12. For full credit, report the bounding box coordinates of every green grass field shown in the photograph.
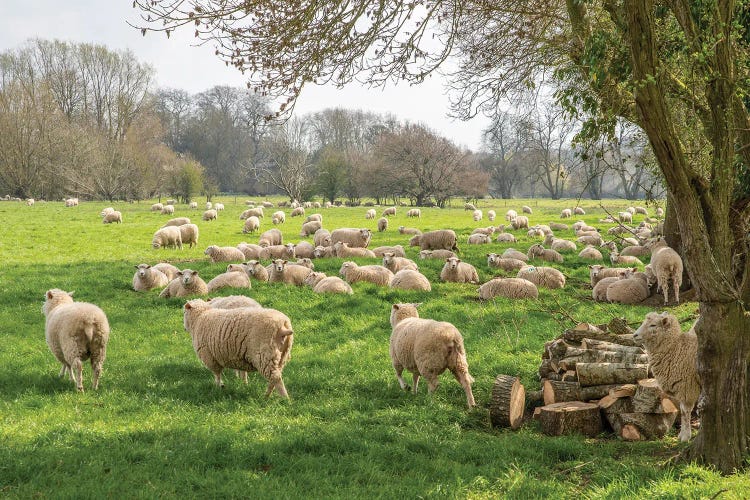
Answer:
[0,197,747,498]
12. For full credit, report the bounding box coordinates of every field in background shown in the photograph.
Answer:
[0,197,746,498]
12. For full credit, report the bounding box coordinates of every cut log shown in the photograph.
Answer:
[632,379,671,414]
[562,329,641,347]
[538,359,554,379]
[598,397,635,434]
[489,375,526,430]
[576,363,649,387]
[538,402,603,437]
[621,424,643,441]
[526,390,544,406]
[558,350,648,370]
[562,370,578,382]
[545,339,569,360]
[580,339,646,356]
[542,380,624,404]
[618,411,678,439]
[608,384,637,398]
[606,317,635,336]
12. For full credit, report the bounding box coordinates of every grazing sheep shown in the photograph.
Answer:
[626,206,636,214]
[372,245,406,258]
[522,205,533,214]
[133,264,170,291]
[588,264,636,286]
[313,228,332,247]
[517,265,566,289]
[243,216,260,234]
[610,249,643,267]
[152,226,183,250]
[645,238,684,304]
[64,197,79,207]
[271,211,285,224]
[262,201,274,208]
[43,289,110,392]
[510,215,529,230]
[207,295,262,309]
[505,209,518,221]
[303,272,354,294]
[162,217,191,228]
[618,211,633,223]
[549,222,569,231]
[502,248,528,262]
[102,211,122,224]
[407,208,421,218]
[205,245,246,263]
[495,232,517,243]
[202,209,217,221]
[418,249,457,260]
[486,253,526,272]
[258,228,283,247]
[205,202,212,210]
[189,201,198,209]
[527,243,564,263]
[468,233,491,245]
[440,257,479,284]
[151,203,163,212]
[237,242,263,260]
[161,205,175,215]
[183,299,293,396]
[179,224,199,248]
[472,226,496,236]
[606,271,650,304]
[314,246,335,258]
[634,206,648,215]
[487,209,496,221]
[241,207,265,220]
[382,206,397,216]
[592,275,626,302]
[633,312,700,441]
[478,278,538,300]
[206,265,252,292]
[214,203,224,211]
[259,243,296,260]
[153,263,180,281]
[464,203,477,211]
[268,259,312,285]
[339,261,394,286]
[291,207,305,217]
[578,245,603,260]
[409,229,458,252]
[389,303,475,407]
[330,228,372,248]
[243,260,269,282]
[324,201,332,208]
[472,209,483,221]
[656,207,664,218]
[160,269,208,298]
[377,217,388,232]
[365,208,377,219]
[334,241,377,258]
[399,226,422,235]
[293,241,315,259]
[383,253,419,273]
[560,208,572,218]
[573,207,586,215]
[300,220,322,237]
[100,207,114,216]
[305,214,322,223]
[390,270,431,291]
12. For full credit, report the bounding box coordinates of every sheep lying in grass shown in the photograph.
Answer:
[259,243,296,260]
[303,272,354,294]
[243,260,269,282]
[163,217,191,227]
[390,270,431,291]
[578,245,603,260]
[478,277,538,300]
[472,226,496,236]
[419,249,457,260]
[208,295,262,309]
[399,226,422,236]
[527,243,564,263]
[389,303,475,407]
[205,245,246,263]
[467,233,491,245]
[372,245,406,258]
[339,261,393,286]
[102,210,122,224]
[377,217,388,232]
[610,249,643,267]
[314,246,335,258]
[522,205,532,214]
[259,228,283,247]
[43,289,110,392]
[634,312,700,441]
[606,270,650,304]
[383,253,418,273]
[293,241,315,259]
[183,299,293,396]
[410,230,458,252]
[588,264,635,286]
[207,264,252,292]
[237,242,263,260]
[592,275,626,302]
[486,253,526,272]
[645,238,684,304]
[268,259,312,286]
[574,207,585,215]
[502,248,528,262]
[300,220,322,237]
[152,226,182,249]
[440,257,479,284]
[305,214,322,223]
[133,264,170,291]
[543,234,576,253]
[313,228,331,247]
[334,241,376,258]
[549,222,569,231]
[160,269,208,298]
[153,262,180,280]
[517,265,565,289]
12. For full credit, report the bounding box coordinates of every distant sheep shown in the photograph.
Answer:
[549,222,569,231]
[161,205,175,215]
[656,207,664,218]
[505,209,517,221]
[464,203,476,211]
[99,207,114,216]
[206,264,252,292]
[205,202,212,210]
[258,228,283,247]
[487,210,496,221]
[517,265,565,289]
[291,207,305,217]
[151,203,163,212]
[243,216,260,234]
[618,211,633,223]
[204,245,246,263]
[159,269,208,298]
[133,264,170,291]
[573,207,586,215]
[398,226,422,235]
[440,257,479,284]
[202,209,217,221]
[152,226,182,249]
[561,208,572,218]
[577,234,604,247]
[390,270,431,291]
[272,211,285,224]
[645,238,684,304]
[262,201,274,208]
[634,312,700,441]
[241,207,264,219]
[495,232,517,243]
[43,289,110,392]
[409,229,458,252]
[543,234,576,252]
[610,249,643,267]
[382,207,397,217]
[522,205,532,214]
[305,214,322,223]
[407,208,421,218]
[377,217,388,232]
[418,249,457,260]
[339,261,393,286]
[303,272,353,294]
[472,226,497,236]
[365,209,376,219]
[478,278,538,300]
[389,303,475,407]
[102,211,122,224]
[214,203,224,211]
[634,206,648,215]
[189,201,198,209]
[330,228,371,248]
[510,216,529,230]
[472,209,483,221]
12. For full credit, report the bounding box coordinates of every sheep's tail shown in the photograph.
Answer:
[83,319,96,342]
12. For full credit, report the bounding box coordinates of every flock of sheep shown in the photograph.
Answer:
[40,199,699,440]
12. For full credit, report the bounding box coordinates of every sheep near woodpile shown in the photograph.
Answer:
[440,257,479,284]
[160,269,208,298]
[588,264,635,286]
[183,299,293,396]
[133,264,170,291]
[486,253,526,272]
[478,277,538,300]
[389,303,475,407]
[606,271,651,304]
[409,230,458,252]
[645,238,684,304]
[634,312,700,441]
[517,265,565,289]
[390,270,432,291]
[43,290,110,392]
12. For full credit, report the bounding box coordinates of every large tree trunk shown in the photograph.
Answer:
[685,301,750,473]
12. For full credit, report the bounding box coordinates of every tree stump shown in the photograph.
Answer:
[489,375,526,430]
[576,363,649,387]
[538,402,603,437]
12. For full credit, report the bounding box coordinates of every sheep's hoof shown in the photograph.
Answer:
[402,385,411,392]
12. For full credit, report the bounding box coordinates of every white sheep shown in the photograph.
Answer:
[573,207,586,215]
[494,233,517,244]
[152,226,183,249]
[102,211,122,224]
[618,211,633,223]
[206,264,252,292]
[162,217,191,227]
[510,215,529,230]
[99,207,114,216]
[365,208,376,219]
[291,207,305,217]
[189,201,198,209]
[486,253,526,272]
[183,299,293,396]
[205,201,213,210]
[268,259,312,286]
[610,249,643,267]
[208,295,262,309]
[293,241,315,259]
[577,234,604,247]
[440,257,479,284]
[214,203,224,211]
[377,217,388,232]
[478,277,538,300]
[549,222,569,231]
[543,234,576,252]
[634,312,700,441]
[262,201,274,208]
[313,228,332,247]
[466,233,490,245]
[43,289,110,392]
[243,260,269,282]
[204,245,246,263]
[151,203,163,212]
[605,270,650,304]
[243,216,260,234]
[64,197,79,207]
[259,228,283,247]
[314,246,335,258]
[522,205,532,214]
[472,209,483,221]
[645,238,684,304]
[560,208,572,218]
[202,209,217,221]
[389,303,475,407]
[409,230,458,252]
[505,209,517,221]
[382,207,397,216]
[300,220,322,237]
[333,241,376,258]
[339,261,394,286]
[330,228,371,248]
[153,262,180,280]
[407,208,421,218]
[527,243,564,263]
[132,264,170,291]
[634,206,648,215]
[399,226,422,236]
[305,214,322,223]
[578,245,603,260]
[371,245,406,258]
[159,269,209,298]
[242,207,265,220]
[259,243,296,260]
[177,224,199,248]
[592,275,625,301]
[656,207,664,218]
[517,265,565,289]
[271,210,285,224]
[237,242,263,260]
[472,226,496,236]
[464,203,476,211]
[390,270,431,291]
[161,205,175,215]
[303,272,354,294]
[588,264,636,286]
[621,245,651,258]
[382,253,418,273]
[502,248,528,261]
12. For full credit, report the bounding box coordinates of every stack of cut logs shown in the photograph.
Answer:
[490,319,679,441]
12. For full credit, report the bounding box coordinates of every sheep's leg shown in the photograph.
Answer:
[213,370,224,388]
[58,364,69,378]
[393,363,410,391]
[412,373,420,394]
[235,370,248,384]
[71,358,84,392]
[265,372,288,398]
[679,402,694,442]
[425,376,440,395]
[90,360,103,391]
[673,276,680,304]
[453,370,476,407]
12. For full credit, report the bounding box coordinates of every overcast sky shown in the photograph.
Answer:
[0,1,490,150]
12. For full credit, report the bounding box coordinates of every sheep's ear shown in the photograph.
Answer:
[413,302,422,308]
[282,260,287,265]
[588,265,593,269]
[134,265,140,269]
[193,270,199,275]
[177,271,183,276]
[661,315,671,327]
[184,302,192,310]
[392,304,400,310]
[46,290,53,299]
[67,291,75,297]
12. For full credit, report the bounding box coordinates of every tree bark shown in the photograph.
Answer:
[489,375,526,430]
[538,402,602,437]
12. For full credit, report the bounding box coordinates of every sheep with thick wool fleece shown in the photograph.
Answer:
[313,228,331,247]
[390,270,431,291]
[243,260,269,282]
[372,245,406,258]
[291,207,305,217]
[502,248,528,262]
[314,246,335,258]
[487,210,496,221]
[468,233,491,245]
[610,249,643,267]
[486,253,526,272]
[389,303,475,407]
[241,207,264,219]
[159,269,208,298]
[510,215,529,230]
[588,264,636,286]
[179,224,199,248]
[300,220,322,237]
[271,211,285,224]
[151,203,163,212]
[237,242,263,260]
[377,217,388,232]
[330,227,372,248]
[606,271,650,304]
[399,226,422,235]
[464,203,476,211]
[202,209,217,221]
[407,208,421,218]
[505,209,517,221]
[268,259,312,286]
[303,272,354,294]
[162,217,191,228]
[243,216,260,234]
[522,205,532,214]
[409,230,458,252]
[102,211,122,224]
[214,203,224,211]
[472,226,497,236]
[560,208,572,218]
[205,245,246,263]
[183,299,293,396]
[206,264,252,293]
[153,262,180,281]
[527,243,564,263]
[578,245,603,261]
[440,257,479,284]
[339,261,393,286]
[418,249,456,260]
[259,243,296,260]
[333,241,376,258]
[382,253,418,273]
[382,206,397,216]
[43,289,110,392]
[305,214,322,223]
[208,295,262,310]
[365,208,376,219]
[517,265,565,289]
[634,312,700,441]
[258,228,283,247]
[543,234,576,252]
[644,238,684,304]
[472,209,483,221]
[293,241,315,259]
[133,264,170,291]
[152,226,182,249]
[478,277,538,300]
[161,205,175,215]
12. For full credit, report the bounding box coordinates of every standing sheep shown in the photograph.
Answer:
[205,201,212,210]
[202,209,218,221]
[189,201,198,209]
[409,229,458,252]
[43,289,110,392]
[204,245,247,263]
[407,208,421,218]
[241,207,265,220]
[472,209,483,221]
[645,238,684,304]
[390,270,431,291]
[487,210,496,221]
[560,208,572,218]
[183,299,293,396]
[365,208,377,219]
[272,210,285,224]
[243,216,261,234]
[132,264,170,291]
[313,228,332,247]
[389,303,475,407]
[159,269,208,298]
[478,278,538,300]
[510,215,529,230]
[382,207,397,216]
[522,205,533,214]
[152,226,183,250]
[573,207,586,215]
[102,211,122,224]
[305,214,322,223]
[161,205,175,215]
[634,312,700,441]
[179,223,200,248]
[440,257,479,284]
[214,203,224,211]
[258,228,283,247]
[151,203,164,212]
[377,217,388,232]
[330,228,372,248]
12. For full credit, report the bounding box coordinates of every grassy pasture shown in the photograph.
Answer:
[0,197,747,498]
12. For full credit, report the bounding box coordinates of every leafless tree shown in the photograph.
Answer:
[253,117,313,202]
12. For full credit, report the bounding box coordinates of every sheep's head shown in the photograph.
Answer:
[152,238,162,249]
[588,264,605,279]
[297,258,314,269]
[135,264,151,278]
[227,264,244,273]
[180,269,198,285]
[446,257,461,270]
[304,272,324,287]
[634,311,680,348]
[359,228,372,241]
[273,259,286,272]
[382,252,394,266]
[390,303,420,327]
[339,261,355,276]
[419,250,431,259]
[487,253,499,265]
[204,246,216,255]
[409,235,421,247]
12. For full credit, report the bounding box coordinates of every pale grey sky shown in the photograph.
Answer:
[0,1,490,150]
